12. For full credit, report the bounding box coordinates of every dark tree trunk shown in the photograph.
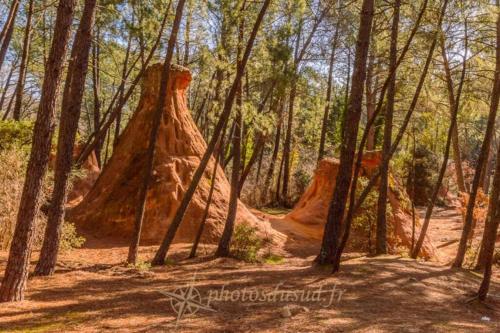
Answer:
[316,0,375,266]
[216,115,242,256]
[92,26,102,166]
[441,36,467,193]
[189,125,228,259]
[238,133,264,196]
[183,0,192,66]
[318,22,339,161]
[281,80,296,206]
[152,0,271,265]
[365,46,376,151]
[34,0,98,276]
[0,0,76,303]
[281,7,329,206]
[453,18,495,267]
[127,0,186,265]
[343,0,437,232]
[76,5,171,166]
[375,0,400,255]
[0,59,16,115]
[238,84,275,195]
[12,0,34,121]
[477,144,500,300]
[114,30,132,146]
[262,98,284,204]
[216,0,246,257]
[413,11,465,260]
[0,0,20,73]
[474,3,500,271]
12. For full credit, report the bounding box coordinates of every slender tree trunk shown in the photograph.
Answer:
[474,4,500,271]
[262,98,284,204]
[183,0,192,66]
[318,23,339,161]
[413,15,466,260]
[365,46,376,151]
[440,36,467,193]
[127,0,186,265]
[114,29,132,146]
[12,0,34,121]
[215,0,246,257]
[0,0,76,303]
[152,0,271,265]
[2,87,16,120]
[375,0,400,255]
[477,143,500,300]
[453,15,498,267]
[91,26,102,166]
[0,59,16,115]
[189,125,228,259]
[341,0,434,222]
[0,0,20,73]
[281,80,296,206]
[216,114,242,256]
[320,0,430,270]
[76,5,171,165]
[316,0,375,266]
[238,133,264,196]
[281,7,329,206]
[238,84,275,195]
[34,0,98,276]
[482,145,494,193]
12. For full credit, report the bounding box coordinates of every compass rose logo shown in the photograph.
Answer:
[159,274,216,326]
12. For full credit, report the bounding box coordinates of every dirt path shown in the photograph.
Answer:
[0,242,499,332]
[0,206,499,332]
[423,206,465,264]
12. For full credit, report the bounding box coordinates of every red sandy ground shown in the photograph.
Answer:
[0,208,499,332]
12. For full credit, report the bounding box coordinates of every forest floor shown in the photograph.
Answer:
[0,207,499,332]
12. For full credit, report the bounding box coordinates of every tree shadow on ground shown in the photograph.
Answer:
[1,253,499,332]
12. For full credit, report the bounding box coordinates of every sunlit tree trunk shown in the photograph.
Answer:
[12,0,34,121]
[0,0,20,73]
[127,0,187,265]
[316,0,375,266]
[152,0,272,265]
[0,0,77,302]
[376,0,400,255]
[34,0,98,276]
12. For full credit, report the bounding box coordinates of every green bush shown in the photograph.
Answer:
[0,120,34,151]
[59,222,86,252]
[0,148,85,251]
[230,223,263,263]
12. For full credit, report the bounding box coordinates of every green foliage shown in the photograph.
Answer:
[263,253,285,265]
[230,223,263,263]
[127,260,152,271]
[350,177,393,253]
[59,222,86,252]
[0,120,34,151]
[0,148,84,252]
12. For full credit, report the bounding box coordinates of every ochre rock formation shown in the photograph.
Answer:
[48,145,100,208]
[283,152,436,259]
[68,64,278,244]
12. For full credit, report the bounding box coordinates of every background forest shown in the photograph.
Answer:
[1,0,498,206]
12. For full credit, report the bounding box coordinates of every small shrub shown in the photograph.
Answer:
[263,253,284,264]
[0,120,34,151]
[230,223,263,263]
[59,222,85,252]
[0,148,84,252]
[128,261,152,271]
